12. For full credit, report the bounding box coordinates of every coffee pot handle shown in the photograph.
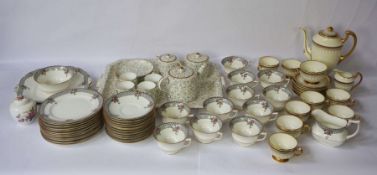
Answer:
[346,119,360,140]
[340,30,357,63]
[351,72,363,91]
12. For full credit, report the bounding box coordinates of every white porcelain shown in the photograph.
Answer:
[221,56,248,73]
[40,89,103,123]
[258,70,286,88]
[333,69,363,91]
[118,71,137,83]
[106,91,154,120]
[302,26,357,69]
[263,85,293,112]
[276,115,309,138]
[296,74,330,89]
[311,109,360,147]
[190,114,223,144]
[116,59,154,81]
[258,56,280,70]
[154,123,191,154]
[16,67,92,103]
[159,101,193,124]
[243,96,278,124]
[230,116,267,147]
[299,60,327,83]
[203,97,237,121]
[9,96,37,125]
[116,81,135,91]
[299,91,325,110]
[326,88,353,106]
[144,73,163,83]
[284,100,311,121]
[33,66,75,93]
[282,59,301,78]
[159,66,198,102]
[327,105,356,121]
[156,54,180,76]
[226,84,255,109]
[185,52,210,78]
[228,69,257,85]
[268,133,303,163]
[137,81,158,100]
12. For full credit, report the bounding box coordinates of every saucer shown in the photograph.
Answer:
[294,74,330,89]
[16,66,92,103]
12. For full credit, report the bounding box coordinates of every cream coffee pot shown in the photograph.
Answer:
[302,26,357,69]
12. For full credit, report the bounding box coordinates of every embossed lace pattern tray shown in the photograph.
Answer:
[95,59,224,108]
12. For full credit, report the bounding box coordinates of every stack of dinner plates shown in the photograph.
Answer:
[38,89,103,144]
[291,74,330,95]
[103,91,156,143]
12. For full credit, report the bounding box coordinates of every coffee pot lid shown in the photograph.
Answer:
[186,52,209,63]
[313,26,343,47]
[169,66,194,79]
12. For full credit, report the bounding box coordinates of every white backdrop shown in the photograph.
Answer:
[1,0,377,175]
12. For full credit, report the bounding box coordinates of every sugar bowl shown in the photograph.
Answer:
[184,52,210,78]
[156,53,180,76]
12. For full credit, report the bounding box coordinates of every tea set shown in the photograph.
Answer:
[9,26,363,163]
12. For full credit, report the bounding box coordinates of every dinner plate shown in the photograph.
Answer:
[16,66,92,103]
[40,89,103,124]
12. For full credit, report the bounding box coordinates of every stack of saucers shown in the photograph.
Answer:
[103,91,156,143]
[292,74,330,95]
[38,89,103,144]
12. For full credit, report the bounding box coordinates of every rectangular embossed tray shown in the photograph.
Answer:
[95,59,224,108]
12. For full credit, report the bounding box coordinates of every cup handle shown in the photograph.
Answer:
[214,132,223,141]
[220,76,226,87]
[157,77,169,93]
[256,132,267,142]
[183,138,192,147]
[302,124,311,134]
[346,120,360,140]
[351,72,363,91]
[294,146,303,156]
[268,112,279,122]
[346,98,356,107]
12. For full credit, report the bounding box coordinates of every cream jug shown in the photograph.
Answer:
[302,26,357,69]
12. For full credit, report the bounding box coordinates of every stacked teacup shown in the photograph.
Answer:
[292,60,330,95]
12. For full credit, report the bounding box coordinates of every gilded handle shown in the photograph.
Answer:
[340,30,357,63]
[351,72,363,91]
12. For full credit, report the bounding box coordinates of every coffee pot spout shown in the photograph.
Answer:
[301,27,312,59]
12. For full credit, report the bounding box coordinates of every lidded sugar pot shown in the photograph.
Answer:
[9,96,37,125]
[302,26,357,69]
[158,65,199,102]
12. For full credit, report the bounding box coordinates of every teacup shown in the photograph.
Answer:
[156,53,180,76]
[258,56,280,71]
[228,69,257,86]
[137,81,158,100]
[258,70,287,88]
[263,85,293,112]
[33,66,75,93]
[154,123,191,154]
[299,60,328,83]
[268,133,303,163]
[159,101,193,124]
[229,116,267,147]
[299,90,325,110]
[203,97,237,121]
[190,113,223,144]
[275,115,310,138]
[243,96,278,124]
[226,84,255,109]
[115,81,135,92]
[326,88,354,106]
[144,72,162,83]
[185,52,210,78]
[327,104,358,121]
[221,56,248,73]
[284,100,311,121]
[118,71,138,84]
[281,59,301,78]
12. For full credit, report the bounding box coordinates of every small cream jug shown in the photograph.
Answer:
[333,69,363,91]
[302,26,357,69]
[158,66,198,102]
[311,109,360,147]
